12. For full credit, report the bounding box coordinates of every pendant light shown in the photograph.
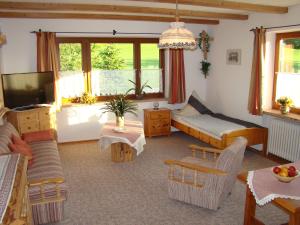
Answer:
[158,0,196,50]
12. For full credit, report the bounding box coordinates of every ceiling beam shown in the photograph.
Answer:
[129,0,288,14]
[0,11,219,25]
[0,1,248,20]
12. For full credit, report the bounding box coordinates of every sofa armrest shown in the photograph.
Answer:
[28,177,66,205]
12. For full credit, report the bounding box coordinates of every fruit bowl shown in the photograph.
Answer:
[272,166,300,183]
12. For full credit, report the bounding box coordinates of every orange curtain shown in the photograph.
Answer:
[168,49,186,104]
[248,27,266,115]
[36,32,61,110]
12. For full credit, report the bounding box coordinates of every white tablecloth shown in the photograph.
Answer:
[99,120,146,156]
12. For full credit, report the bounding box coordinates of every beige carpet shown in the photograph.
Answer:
[55,132,288,225]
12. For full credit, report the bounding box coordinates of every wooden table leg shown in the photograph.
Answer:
[111,143,134,162]
[244,185,257,225]
[243,185,265,225]
[289,212,300,225]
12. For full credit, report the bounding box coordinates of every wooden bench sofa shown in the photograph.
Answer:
[0,122,68,225]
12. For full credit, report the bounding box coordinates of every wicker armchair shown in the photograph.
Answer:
[165,137,247,210]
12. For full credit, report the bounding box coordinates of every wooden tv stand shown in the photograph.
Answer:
[6,106,56,136]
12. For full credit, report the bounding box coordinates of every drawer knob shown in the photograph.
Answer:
[26,116,30,119]
[27,127,31,130]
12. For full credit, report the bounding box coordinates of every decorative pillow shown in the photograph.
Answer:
[11,134,28,146]
[177,104,201,117]
[22,130,55,143]
[8,143,33,160]
[188,94,213,115]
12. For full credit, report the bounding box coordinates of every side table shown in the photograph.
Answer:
[238,172,300,225]
[99,120,146,162]
[144,108,171,137]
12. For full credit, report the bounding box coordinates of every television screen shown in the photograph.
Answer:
[2,71,55,109]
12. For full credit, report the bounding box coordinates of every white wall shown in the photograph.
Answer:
[0,18,208,142]
[207,4,300,125]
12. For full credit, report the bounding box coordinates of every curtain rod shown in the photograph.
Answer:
[250,23,300,31]
[30,29,160,35]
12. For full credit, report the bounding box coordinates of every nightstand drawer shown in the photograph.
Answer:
[150,111,169,120]
[151,127,170,135]
[150,119,170,129]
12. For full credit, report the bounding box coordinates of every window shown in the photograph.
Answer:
[57,38,164,102]
[273,32,300,113]
[59,43,84,98]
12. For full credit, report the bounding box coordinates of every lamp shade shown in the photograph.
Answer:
[158,22,196,50]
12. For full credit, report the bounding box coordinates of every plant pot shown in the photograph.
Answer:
[280,105,290,114]
[136,94,144,100]
[116,116,125,129]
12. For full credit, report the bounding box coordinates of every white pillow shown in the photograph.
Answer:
[177,104,201,117]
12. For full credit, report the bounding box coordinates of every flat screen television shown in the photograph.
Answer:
[1,71,55,109]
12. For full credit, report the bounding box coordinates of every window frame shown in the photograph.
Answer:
[272,31,300,114]
[56,37,165,102]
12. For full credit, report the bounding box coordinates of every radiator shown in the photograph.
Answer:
[268,118,300,161]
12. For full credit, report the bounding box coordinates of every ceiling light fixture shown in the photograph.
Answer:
[158,0,196,50]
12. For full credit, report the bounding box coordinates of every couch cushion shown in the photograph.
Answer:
[27,140,67,202]
[22,130,55,143]
[0,122,20,154]
[9,143,33,160]
[12,134,27,145]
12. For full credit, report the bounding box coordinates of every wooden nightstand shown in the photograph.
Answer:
[144,108,171,137]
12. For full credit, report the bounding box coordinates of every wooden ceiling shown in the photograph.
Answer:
[0,0,292,25]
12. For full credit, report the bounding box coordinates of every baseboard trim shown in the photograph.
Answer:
[247,146,290,164]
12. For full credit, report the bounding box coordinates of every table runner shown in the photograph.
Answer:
[0,154,20,223]
[99,120,146,155]
[247,160,300,206]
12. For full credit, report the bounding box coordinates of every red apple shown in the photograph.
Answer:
[288,166,296,172]
[273,166,281,174]
[288,170,297,177]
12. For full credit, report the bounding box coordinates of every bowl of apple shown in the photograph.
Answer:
[272,166,300,183]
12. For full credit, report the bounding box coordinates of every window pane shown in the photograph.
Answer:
[275,72,300,108]
[91,43,135,96]
[141,44,162,93]
[59,43,84,98]
[279,38,300,73]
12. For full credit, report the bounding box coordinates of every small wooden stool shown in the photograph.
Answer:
[111,143,135,162]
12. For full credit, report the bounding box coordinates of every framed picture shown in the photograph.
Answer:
[226,49,241,65]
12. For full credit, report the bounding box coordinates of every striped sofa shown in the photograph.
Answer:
[0,121,68,224]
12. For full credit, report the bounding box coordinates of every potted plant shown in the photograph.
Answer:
[201,60,211,78]
[103,94,138,129]
[79,92,97,104]
[127,80,152,100]
[277,96,293,114]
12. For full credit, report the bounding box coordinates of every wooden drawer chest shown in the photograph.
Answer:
[144,108,171,137]
[7,106,56,135]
